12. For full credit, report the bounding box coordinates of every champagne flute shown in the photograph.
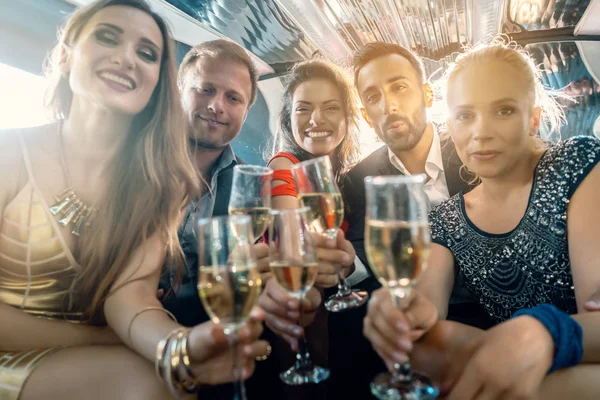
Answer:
[291,156,368,312]
[364,175,439,400]
[197,215,262,400]
[269,207,330,385]
[228,165,273,242]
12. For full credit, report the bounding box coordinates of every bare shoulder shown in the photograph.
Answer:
[268,156,294,171]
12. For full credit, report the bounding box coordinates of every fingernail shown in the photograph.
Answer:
[397,338,412,352]
[392,352,409,364]
[396,322,408,333]
[287,300,297,309]
[586,300,600,309]
[288,311,299,319]
[292,327,302,336]
[343,254,352,264]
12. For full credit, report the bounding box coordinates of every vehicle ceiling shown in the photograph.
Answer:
[1,1,598,163]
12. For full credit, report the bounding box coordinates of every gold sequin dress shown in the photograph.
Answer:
[0,127,82,399]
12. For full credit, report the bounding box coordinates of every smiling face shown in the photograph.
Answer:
[357,54,431,154]
[447,60,541,179]
[180,57,252,149]
[290,78,347,157]
[62,5,163,116]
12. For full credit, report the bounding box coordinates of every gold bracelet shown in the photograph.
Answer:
[165,330,189,398]
[128,306,177,343]
[155,328,185,383]
[177,330,199,392]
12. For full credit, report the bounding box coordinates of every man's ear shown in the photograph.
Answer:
[423,82,434,109]
[530,106,542,136]
[59,44,72,75]
[361,107,373,128]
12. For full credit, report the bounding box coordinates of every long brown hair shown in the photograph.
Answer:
[265,58,361,176]
[44,0,199,321]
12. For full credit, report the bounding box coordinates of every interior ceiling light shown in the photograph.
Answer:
[275,0,505,63]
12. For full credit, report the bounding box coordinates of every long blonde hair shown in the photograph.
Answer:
[44,0,199,322]
[444,39,567,143]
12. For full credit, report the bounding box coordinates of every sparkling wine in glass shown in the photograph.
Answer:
[269,207,330,385]
[291,156,368,312]
[197,215,262,400]
[228,165,273,241]
[364,174,439,400]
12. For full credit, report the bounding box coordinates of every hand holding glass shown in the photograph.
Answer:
[269,208,330,385]
[197,215,262,400]
[291,156,368,312]
[364,175,438,400]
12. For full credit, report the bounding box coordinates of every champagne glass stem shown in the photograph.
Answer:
[294,294,314,370]
[392,362,413,383]
[226,329,247,400]
[328,230,352,297]
[336,268,352,296]
[391,288,413,383]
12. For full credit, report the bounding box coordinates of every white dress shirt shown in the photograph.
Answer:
[347,129,451,286]
[387,129,450,208]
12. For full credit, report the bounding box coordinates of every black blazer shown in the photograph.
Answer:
[341,134,471,282]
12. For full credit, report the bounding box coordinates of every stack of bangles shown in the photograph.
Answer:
[155,328,200,398]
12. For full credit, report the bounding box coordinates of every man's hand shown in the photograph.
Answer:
[258,279,321,351]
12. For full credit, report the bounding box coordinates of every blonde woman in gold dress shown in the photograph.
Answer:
[0,1,268,399]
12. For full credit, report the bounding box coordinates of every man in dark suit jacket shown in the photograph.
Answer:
[327,42,493,400]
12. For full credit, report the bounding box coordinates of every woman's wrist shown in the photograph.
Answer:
[155,327,200,396]
[513,304,583,373]
[514,315,555,370]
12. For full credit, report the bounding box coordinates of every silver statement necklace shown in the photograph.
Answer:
[49,123,95,236]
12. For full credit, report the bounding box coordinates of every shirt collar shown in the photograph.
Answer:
[388,126,444,175]
[211,144,237,177]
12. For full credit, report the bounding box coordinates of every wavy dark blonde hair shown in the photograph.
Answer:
[265,58,361,176]
[44,0,199,322]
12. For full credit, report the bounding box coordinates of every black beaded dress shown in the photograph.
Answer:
[430,136,600,323]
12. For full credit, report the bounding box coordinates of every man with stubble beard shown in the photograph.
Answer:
[326,42,493,399]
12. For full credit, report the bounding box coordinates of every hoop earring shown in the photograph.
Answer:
[459,164,480,186]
